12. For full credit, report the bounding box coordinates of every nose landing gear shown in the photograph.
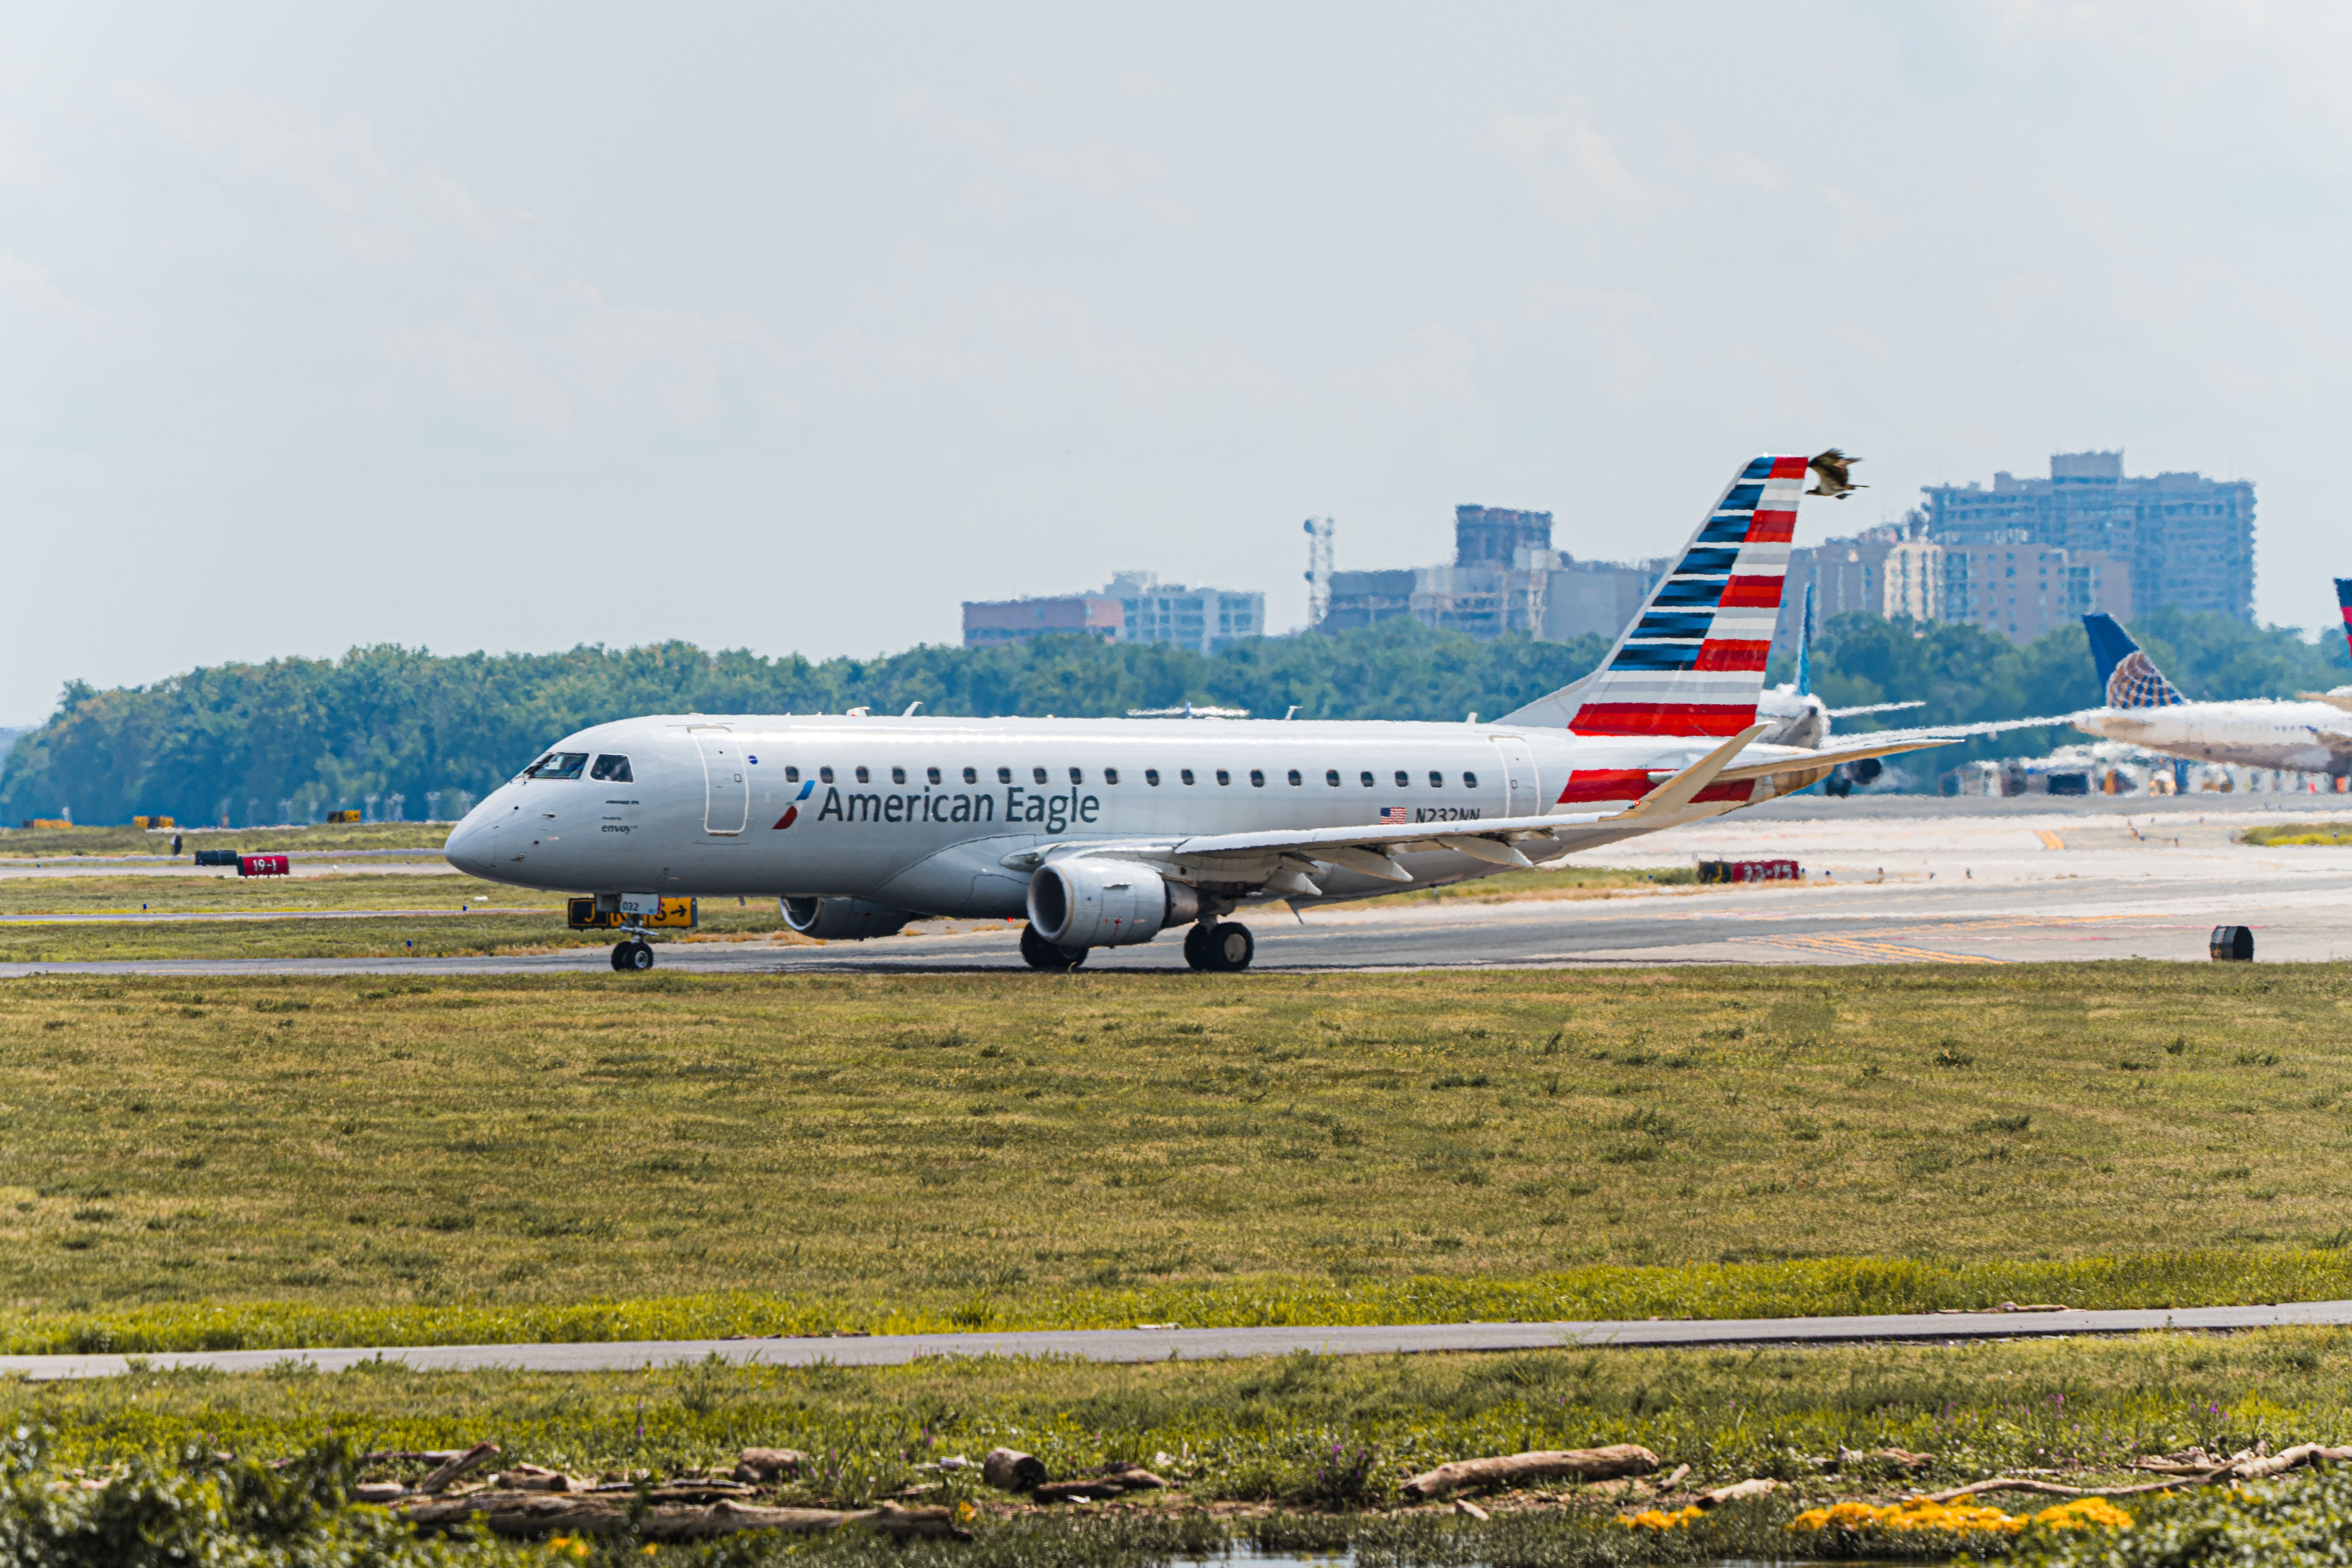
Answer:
[1183,921,1254,972]
[610,937,655,971]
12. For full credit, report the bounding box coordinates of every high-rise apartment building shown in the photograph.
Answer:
[1920,451,2252,623]
[963,573,1263,654]
[1321,503,1660,643]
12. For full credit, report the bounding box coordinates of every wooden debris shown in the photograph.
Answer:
[1452,1498,1490,1520]
[1833,1445,1931,1472]
[982,1447,1047,1492]
[1699,1478,1777,1507]
[402,1494,969,1542]
[1659,1463,1690,1490]
[733,1448,807,1484]
[416,1443,500,1496]
[1400,1444,1659,1501]
[491,1464,573,1493]
[1926,1443,2352,1505]
[1031,1464,1169,1504]
[354,1482,407,1504]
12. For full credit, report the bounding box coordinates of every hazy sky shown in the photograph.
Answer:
[5,3,2348,721]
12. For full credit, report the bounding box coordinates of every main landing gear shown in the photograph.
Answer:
[1019,924,1087,971]
[1183,921,1254,973]
[610,937,655,971]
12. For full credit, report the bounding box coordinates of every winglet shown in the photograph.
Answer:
[1611,724,1767,820]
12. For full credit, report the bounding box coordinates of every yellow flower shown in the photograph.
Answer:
[1792,1495,2130,1537]
[1616,1505,1705,1530]
[2032,1498,2134,1531]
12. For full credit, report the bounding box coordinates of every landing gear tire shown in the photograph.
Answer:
[613,938,654,971]
[1020,924,1086,971]
[1190,922,1253,972]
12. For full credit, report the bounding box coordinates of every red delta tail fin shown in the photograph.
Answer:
[1500,454,1805,735]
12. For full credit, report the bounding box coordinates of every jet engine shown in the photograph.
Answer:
[1026,860,1199,948]
[779,896,919,940]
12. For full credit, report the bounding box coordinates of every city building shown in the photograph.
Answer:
[1770,514,2130,651]
[1319,504,1661,643]
[962,575,1264,654]
[1920,451,2253,623]
[962,595,1123,647]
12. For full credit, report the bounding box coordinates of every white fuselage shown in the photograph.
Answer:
[2073,700,2352,775]
[443,713,1820,916]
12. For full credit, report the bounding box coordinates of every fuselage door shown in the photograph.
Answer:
[691,727,749,835]
[1489,734,1541,816]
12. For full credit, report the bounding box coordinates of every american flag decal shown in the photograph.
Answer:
[1569,454,1805,738]
[1379,806,1410,824]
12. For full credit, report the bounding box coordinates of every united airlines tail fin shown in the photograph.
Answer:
[2084,612,2184,708]
[2336,578,2352,634]
[1500,454,1808,734]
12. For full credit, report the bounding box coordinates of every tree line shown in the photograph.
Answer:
[2,608,2339,825]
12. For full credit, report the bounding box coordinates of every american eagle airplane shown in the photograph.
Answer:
[443,453,1953,972]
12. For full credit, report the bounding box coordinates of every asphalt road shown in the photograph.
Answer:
[3,796,2350,975]
[9,1300,2351,1381]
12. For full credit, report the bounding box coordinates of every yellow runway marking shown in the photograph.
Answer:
[1730,913,2142,965]
[2037,830,2066,850]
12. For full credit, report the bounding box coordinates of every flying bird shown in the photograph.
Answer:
[1807,449,1865,499]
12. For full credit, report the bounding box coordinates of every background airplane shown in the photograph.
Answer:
[2075,612,2352,779]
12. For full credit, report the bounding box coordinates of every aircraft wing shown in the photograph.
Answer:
[1008,726,1768,883]
[1830,714,2084,744]
[1709,733,1957,784]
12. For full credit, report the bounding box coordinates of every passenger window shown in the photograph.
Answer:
[1428,771,1444,788]
[1069,767,1083,785]
[821,767,835,784]
[1104,768,1120,785]
[856,766,871,784]
[1181,769,1196,785]
[1250,770,1266,787]
[927,767,941,785]
[1288,770,1303,786]
[998,767,1012,784]
[1146,769,1161,786]
[590,754,633,782]
[524,752,588,780]
[1361,771,1374,787]
[785,766,800,783]
[1394,770,1409,788]
[891,767,906,785]
[1463,771,1479,789]
[1032,766,1048,785]
[964,767,978,784]
[1326,769,1340,787]
[1216,770,1231,786]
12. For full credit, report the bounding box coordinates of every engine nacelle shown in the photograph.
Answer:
[779,896,919,941]
[1026,860,1198,948]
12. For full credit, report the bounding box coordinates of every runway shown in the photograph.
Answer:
[3,795,2349,976]
[9,1298,2350,1380]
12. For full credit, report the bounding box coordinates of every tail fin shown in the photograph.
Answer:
[1795,581,1816,698]
[2084,612,2184,708]
[2336,578,2352,635]
[1501,455,1804,734]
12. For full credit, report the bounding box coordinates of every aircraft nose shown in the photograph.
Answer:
[443,810,494,877]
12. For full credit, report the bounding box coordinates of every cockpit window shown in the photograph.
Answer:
[524,752,588,780]
[590,754,633,782]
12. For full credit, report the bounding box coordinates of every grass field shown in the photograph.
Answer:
[0,821,453,859]
[6,1327,2344,1562]
[5,963,2352,1352]
[0,873,809,960]
[2242,820,2352,846]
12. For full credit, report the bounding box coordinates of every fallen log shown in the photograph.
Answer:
[982,1448,1047,1492]
[1453,1498,1489,1520]
[401,1494,969,1542]
[1924,1445,2352,1505]
[491,1464,573,1493]
[733,1448,807,1484]
[416,1443,500,1496]
[1700,1478,1778,1507]
[1400,1444,1659,1501]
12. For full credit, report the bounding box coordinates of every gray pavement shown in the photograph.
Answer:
[4,795,2351,976]
[10,1300,2350,1381]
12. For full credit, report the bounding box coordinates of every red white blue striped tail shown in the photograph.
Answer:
[1559,454,1803,737]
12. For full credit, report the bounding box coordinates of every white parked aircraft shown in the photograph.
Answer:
[444,453,1952,972]
[2072,612,2352,776]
